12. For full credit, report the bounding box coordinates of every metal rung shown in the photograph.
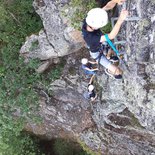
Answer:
[114,41,126,45]
[119,51,126,55]
[111,16,140,45]
[125,17,140,21]
[122,2,126,9]
[111,16,140,22]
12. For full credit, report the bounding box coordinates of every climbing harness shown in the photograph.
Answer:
[104,34,130,72]
[95,43,110,70]
[105,34,119,56]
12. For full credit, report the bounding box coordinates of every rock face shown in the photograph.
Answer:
[25,0,155,155]
[20,0,84,60]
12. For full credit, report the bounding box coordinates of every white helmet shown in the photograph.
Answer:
[81,58,88,65]
[88,84,94,91]
[86,8,108,29]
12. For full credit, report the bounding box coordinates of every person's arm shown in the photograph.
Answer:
[85,67,98,71]
[89,75,95,85]
[103,0,126,11]
[100,9,128,42]
[88,60,98,64]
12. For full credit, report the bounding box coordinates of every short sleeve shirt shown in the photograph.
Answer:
[82,62,92,70]
[82,20,103,53]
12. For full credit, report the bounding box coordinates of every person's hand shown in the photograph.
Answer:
[112,0,126,5]
[118,9,128,22]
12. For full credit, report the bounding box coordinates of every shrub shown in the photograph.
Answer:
[0,0,65,152]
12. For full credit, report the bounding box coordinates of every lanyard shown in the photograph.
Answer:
[104,34,120,56]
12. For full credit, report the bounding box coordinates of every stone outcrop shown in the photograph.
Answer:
[24,0,155,155]
[20,0,84,60]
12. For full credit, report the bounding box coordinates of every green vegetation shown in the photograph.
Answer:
[70,0,97,29]
[78,139,101,155]
[29,40,39,51]
[53,138,88,155]
[0,132,43,155]
[0,0,111,154]
[0,0,65,154]
[129,112,144,129]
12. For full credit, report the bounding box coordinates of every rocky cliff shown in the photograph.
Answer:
[22,0,155,154]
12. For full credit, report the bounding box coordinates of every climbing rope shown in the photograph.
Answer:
[104,34,131,73]
[104,34,119,56]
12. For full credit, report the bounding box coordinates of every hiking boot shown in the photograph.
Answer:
[109,55,119,63]
[109,55,119,66]
[105,69,122,79]
[114,74,122,79]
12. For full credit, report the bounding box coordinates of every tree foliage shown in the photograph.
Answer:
[0,0,63,154]
[53,138,88,155]
[70,0,97,29]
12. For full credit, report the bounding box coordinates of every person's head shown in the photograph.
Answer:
[86,8,108,30]
[81,58,88,65]
[88,84,94,91]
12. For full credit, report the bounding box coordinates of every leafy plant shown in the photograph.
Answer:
[29,40,39,51]
[53,138,89,155]
[0,0,45,154]
[0,0,67,152]
[0,132,43,155]
[69,0,97,29]
[0,5,8,27]
[77,139,101,155]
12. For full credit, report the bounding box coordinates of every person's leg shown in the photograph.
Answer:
[89,74,95,85]
[108,63,123,75]
[99,55,122,76]
[90,51,122,77]
[106,48,115,59]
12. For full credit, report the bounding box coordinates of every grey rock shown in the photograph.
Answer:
[36,61,50,73]
[20,0,84,61]
[24,0,155,155]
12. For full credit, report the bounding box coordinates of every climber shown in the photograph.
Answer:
[82,3,128,79]
[86,74,97,101]
[81,58,98,75]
